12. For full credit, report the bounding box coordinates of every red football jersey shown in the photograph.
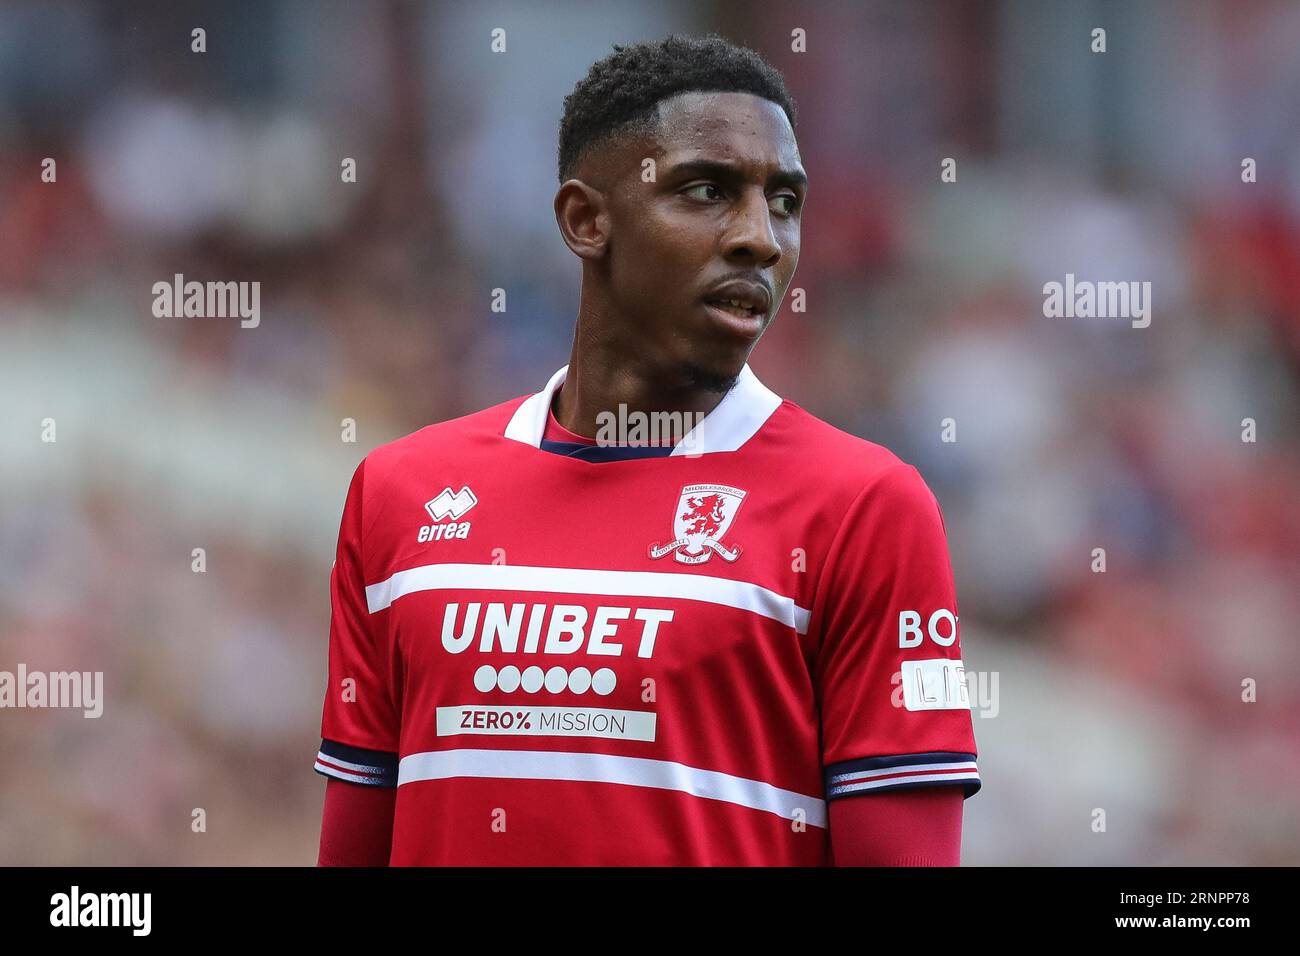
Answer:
[314,365,980,865]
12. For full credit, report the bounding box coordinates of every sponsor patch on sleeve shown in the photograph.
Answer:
[900,658,970,711]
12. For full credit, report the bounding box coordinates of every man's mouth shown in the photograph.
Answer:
[704,298,762,319]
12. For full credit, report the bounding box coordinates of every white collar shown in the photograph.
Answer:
[503,363,782,457]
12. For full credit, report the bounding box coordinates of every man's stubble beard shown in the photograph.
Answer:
[679,359,740,395]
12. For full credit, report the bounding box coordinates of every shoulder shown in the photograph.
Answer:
[364,394,524,472]
[770,405,952,602]
[764,399,937,505]
[346,393,529,520]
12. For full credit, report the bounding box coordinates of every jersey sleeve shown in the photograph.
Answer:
[313,458,401,788]
[813,463,980,802]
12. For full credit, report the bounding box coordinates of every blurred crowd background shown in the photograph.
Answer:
[1,0,1298,865]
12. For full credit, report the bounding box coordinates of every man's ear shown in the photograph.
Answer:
[554,180,610,260]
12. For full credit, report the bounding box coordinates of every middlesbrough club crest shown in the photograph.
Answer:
[648,483,747,565]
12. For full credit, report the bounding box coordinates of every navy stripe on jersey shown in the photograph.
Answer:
[314,739,399,787]
[824,751,981,800]
[539,439,676,461]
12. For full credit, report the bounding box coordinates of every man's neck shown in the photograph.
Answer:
[552,344,738,440]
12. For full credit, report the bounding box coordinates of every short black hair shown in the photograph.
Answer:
[557,33,798,184]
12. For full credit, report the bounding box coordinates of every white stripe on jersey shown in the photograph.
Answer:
[397,748,828,828]
[829,758,980,784]
[828,761,981,796]
[314,749,388,775]
[365,562,812,634]
[314,760,383,785]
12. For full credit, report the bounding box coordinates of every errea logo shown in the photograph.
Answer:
[419,486,476,543]
[426,486,477,521]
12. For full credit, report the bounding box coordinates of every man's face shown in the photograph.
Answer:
[600,90,806,391]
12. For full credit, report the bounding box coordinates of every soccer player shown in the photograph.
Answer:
[315,33,979,866]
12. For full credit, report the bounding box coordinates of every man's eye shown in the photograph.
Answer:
[771,194,800,215]
[684,183,723,201]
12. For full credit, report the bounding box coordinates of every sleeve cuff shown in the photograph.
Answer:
[314,739,398,787]
[825,751,980,800]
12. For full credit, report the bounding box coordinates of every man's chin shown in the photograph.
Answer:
[679,360,741,395]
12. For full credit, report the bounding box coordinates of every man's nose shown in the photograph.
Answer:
[721,190,781,266]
